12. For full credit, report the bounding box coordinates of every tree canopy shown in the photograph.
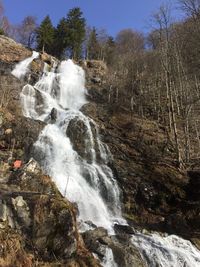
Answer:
[36,15,55,54]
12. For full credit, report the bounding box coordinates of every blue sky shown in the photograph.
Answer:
[3,0,183,36]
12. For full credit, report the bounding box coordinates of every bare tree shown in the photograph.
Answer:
[179,0,200,19]
[152,4,183,167]
[116,29,144,55]
[0,0,11,35]
[17,16,37,48]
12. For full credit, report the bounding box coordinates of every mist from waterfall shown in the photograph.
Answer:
[12,52,200,267]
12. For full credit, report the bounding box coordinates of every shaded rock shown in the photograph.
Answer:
[110,235,145,267]
[32,195,77,259]
[114,224,135,235]
[50,107,58,122]
[66,116,94,163]
[187,170,200,201]
[0,116,45,161]
[82,227,145,267]
[66,115,108,165]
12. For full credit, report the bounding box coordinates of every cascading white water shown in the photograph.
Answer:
[11,51,39,79]
[12,54,200,267]
[132,232,200,267]
[102,248,118,267]
[13,57,125,233]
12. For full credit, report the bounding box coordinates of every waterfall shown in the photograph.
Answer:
[12,53,200,267]
[11,51,39,79]
[132,232,200,267]
[12,56,125,233]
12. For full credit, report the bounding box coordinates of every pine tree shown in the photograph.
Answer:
[36,16,55,54]
[105,36,115,64]
[53,17,68,58]
[0,27,4,35]
[65,7,86,59]
[87,27,100,59]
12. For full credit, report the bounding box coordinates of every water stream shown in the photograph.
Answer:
[11,51,39,79]
[12,52,200,267]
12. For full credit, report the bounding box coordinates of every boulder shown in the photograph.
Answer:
[82,227,145,267]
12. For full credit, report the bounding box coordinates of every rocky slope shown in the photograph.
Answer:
[0,35,200,266]
[81,64,200,246]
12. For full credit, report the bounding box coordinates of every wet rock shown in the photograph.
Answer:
[83,227,108,259]
[1,116,45,161]
[66,116,93,162]
[50,107,57,122]
[114,224,135,235]
[66,115,107,165]
[110,235,145,267]
[82,227,145,267]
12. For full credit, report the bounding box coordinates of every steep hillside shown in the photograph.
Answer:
[81,59,200,246]
[0,36,200,266]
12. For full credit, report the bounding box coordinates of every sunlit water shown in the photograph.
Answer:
[11,51,39,79]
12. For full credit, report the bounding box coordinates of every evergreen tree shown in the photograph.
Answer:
[65,7,86,59]
[87,27,100,59]
[0,27,4,35]
[105,36,115,64]
[53,17,68,58]
[36,16,55,54]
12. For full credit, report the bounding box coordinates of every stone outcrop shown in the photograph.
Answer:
[0,35,31,62]
[0,158,101,266]
[0,108,45,162]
